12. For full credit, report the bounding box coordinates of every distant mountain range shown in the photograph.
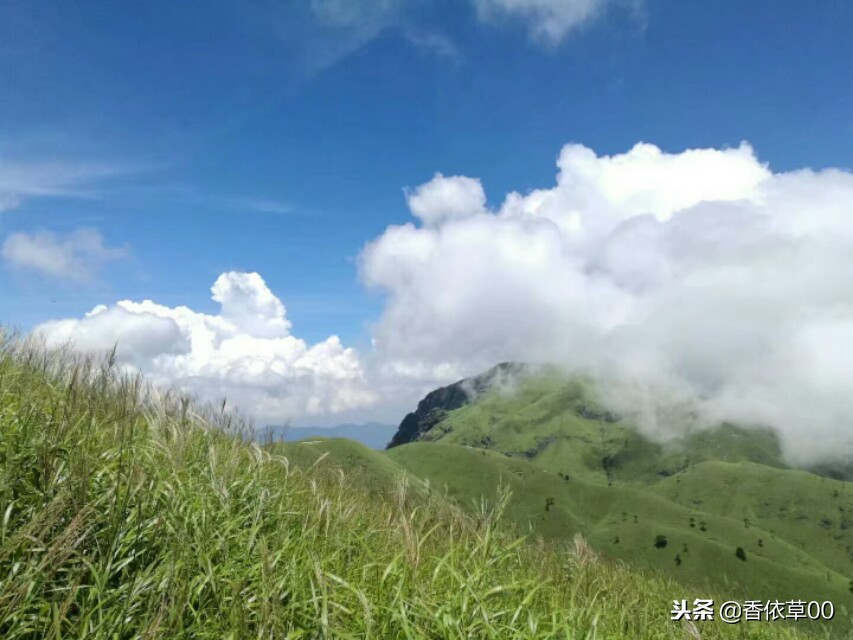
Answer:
[257,422,396,450]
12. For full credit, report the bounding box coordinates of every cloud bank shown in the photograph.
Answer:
[361,141,853,465]
[2,228,127,281]
[34,272,376,423]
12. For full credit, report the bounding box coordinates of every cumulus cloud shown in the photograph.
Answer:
[405,173,488,225]
[360,141,853,466]
[473,0,640,45]
[2,228,127,281]
[34,272,377,422]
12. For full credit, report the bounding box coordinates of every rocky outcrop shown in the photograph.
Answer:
[386,362,528,448]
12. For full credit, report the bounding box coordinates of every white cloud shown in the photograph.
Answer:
[279,0,410,75]
[405,173,488,225]
[473,0,639,45]
[227,196,293,215]
[2,228,127,281]
[402,27,462,60]
[0,160,120,213]
[360,141,853,466]
[266,0,627,76]
[34,272,377,422]
[38,305,189,369]
[310,0,405,29]
[210,271,292,338]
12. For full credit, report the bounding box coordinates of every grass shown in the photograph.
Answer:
[271,436,425,496]
[381,371,853,634]
[427,375,789,485]
[653,461,853,580]
[384,442,853,618]
[0,332,831,638]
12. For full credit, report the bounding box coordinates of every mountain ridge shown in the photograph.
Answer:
[258,421,397,449]
[387,361,531,448]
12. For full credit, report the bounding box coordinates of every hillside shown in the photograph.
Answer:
[271,436,426,495]
[386,443,853,613]
[257,422,397,449]
[389,365,792,483]
[383,365,853,631]
[0,337,824,638]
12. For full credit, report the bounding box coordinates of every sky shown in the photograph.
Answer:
[2,0,853,462]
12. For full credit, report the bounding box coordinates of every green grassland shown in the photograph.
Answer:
[270,435,426,496]
[384,442,853,613]
[1,336,826,638]
[371,369,853,635]
[653,461,853,580]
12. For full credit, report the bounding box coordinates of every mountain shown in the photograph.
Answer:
[257,421,396,449]
[377,364,853,627]
[387,362,529,448]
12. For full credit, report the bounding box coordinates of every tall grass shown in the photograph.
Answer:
[0,331,821,639]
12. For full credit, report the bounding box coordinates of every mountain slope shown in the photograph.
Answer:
[387,362,530,448]
[386,442,853,614]
[654,460,853,578]
[271,436,426,495]
[383,365,853,629]
[257,422,397,449]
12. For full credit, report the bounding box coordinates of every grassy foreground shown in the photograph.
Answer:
[0,335,821,639]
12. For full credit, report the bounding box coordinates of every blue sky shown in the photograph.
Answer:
[3,0,853,438]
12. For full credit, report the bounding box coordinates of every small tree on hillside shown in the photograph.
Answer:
[735,547,747,562]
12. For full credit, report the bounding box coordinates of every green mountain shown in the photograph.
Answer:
[377,364,853,627]
[388,364,791,482]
